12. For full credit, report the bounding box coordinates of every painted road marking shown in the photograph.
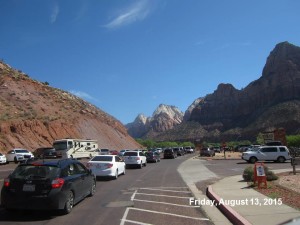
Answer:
[136,192,191,199]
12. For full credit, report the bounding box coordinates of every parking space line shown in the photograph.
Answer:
[133,198,198,208]
[131,189,137,201]
[120,208,153,225]
[136,193,191,199]
[139,188,190,193]
[129,208,209,221]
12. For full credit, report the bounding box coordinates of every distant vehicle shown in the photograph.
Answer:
[163,148,177,159]
[6,149,33,163]
[242,146,291,163]
[94,149,110,155]
[109,150,119,155]
[53,139,98,159]
[118,149,130,157]
[1,158,96,214]
[155,148,163,153]
[173,147,184,156]
[87,155,125,179]
[33,147,58,159]
[213,147,221,153]
[185,146,194,153]
[200,147,215,157]
[0,153,7,164]
[123,151,147,168]
[145,151,161,163]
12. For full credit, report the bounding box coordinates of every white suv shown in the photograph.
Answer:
[242,146,291,163]
[123,151,147,168]
[6,149,34,163]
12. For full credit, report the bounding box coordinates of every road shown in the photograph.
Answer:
[0,155,293,225]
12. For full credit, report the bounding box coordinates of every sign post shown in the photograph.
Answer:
[254,162,267,189]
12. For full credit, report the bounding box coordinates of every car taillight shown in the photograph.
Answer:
[4,178,10,187]
[136,157,140,160]
[51,178,65,189]
[106,163,113,168]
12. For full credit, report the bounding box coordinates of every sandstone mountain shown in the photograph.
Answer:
[128,41,300,142]
[126,104,184,138]
[0,61,141,153]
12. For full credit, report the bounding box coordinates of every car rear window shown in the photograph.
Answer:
[124,152,138,156]
[10,165,60,179]
[91,156,113,161]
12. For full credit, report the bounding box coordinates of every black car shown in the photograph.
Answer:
[33,147,58,159]
[163,148,177,159]
[145,151,161,163]
[1,158,96,214]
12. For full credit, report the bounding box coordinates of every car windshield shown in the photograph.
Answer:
[15,150,29,153]
[124,152,138,156]
[11,165,60,179]
[91,156,113,161]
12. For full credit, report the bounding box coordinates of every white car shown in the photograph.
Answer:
[87,155,125,179]
[185,146,194,153]
[242,146,291,163]
[6,149,34,163]
[0,153,7,164]
[123,151,147,168]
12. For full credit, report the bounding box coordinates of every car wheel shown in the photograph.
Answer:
[277,156,285,163]
[88,181,96,197]
[62,191,74,214]
[249,157,257,164]
[14,157,18,164]
[114,169,118,179]
[144,162,147,167]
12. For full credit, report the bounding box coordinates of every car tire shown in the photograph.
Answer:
[277,156,286,163]
[14,157,18,164]
[62,191,74,214]
[88,181,96,197]
[249,157,257,164]
[114,169,118,179]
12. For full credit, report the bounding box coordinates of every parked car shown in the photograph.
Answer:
[200,147,215,157]
[163,148,177,159]
[33,147,58,159]
[145,151,161,163]
[0,153,7,164]
[123,151,147,168]
[95,149,110,155]
[118,149,130,157]
[6,149,34,163]
[86,155,125,179]
[109,150,119,155]
[1,158,96,214]
[242,146,291,163]
[173,147,184,156]
[185,146,194,153]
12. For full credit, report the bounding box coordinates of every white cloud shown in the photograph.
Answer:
[50,3,60,24]
[70,90,99,102]
[104,0,151,29]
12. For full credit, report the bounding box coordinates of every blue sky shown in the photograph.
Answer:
[1,0,300,124]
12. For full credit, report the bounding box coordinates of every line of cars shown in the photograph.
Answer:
[0,146,194,215]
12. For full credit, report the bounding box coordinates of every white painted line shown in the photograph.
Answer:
[121,218,153,225]
[134,198,199,208]
[130,207,210,221]
[140,187,188,189]
[120,208,130,225]
[136,193,191,199]
[131,189,137,201]
[139,188,190,193]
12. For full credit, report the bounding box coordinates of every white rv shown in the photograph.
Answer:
[53,139,99,159]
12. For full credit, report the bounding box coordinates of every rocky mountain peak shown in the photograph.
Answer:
[262,41,300,76]
[153,104,183,119]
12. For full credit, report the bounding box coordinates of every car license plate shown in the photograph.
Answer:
[23,184,35,192]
